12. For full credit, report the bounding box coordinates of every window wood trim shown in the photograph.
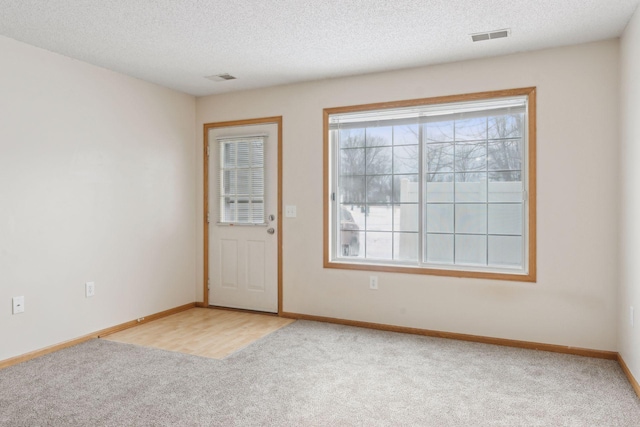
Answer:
[323,87,537,282]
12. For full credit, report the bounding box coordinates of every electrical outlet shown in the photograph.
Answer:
[631,306,635,328]
[369,276,379,290]
[285,205,297,218]
[85,281,95,298]
[12,296,25,314]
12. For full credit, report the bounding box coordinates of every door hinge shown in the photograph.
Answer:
[207,212,211,223]
[207,278,210,290]
[331,192,335,202]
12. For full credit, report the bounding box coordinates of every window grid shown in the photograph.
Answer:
[331,93,530,276]
[338,126,422,263]
[420,116,524,269]
[218,137,265,225]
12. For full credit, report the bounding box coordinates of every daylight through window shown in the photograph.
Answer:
[218,136,265,224]
[325,88,536,281]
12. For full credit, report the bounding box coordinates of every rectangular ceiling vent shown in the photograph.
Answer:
[205,73,237,82]
[471,29,510,42]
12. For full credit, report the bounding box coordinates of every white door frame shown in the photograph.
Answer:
[203,116,282,313]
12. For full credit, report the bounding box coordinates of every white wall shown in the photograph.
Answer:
[620,6,640,378]
[197,40,620,351]
[0,36,197,361]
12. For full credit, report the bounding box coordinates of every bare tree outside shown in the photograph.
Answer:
[339,114,522,200]
[339,128,394,205]
[335,111,524,263]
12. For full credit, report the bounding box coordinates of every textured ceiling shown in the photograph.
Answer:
[0,0,638,96]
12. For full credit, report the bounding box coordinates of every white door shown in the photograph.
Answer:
[208,123,278,313]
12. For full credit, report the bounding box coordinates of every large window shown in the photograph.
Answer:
[324,88,536,281]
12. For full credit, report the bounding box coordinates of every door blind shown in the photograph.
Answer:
[217,136,266,224]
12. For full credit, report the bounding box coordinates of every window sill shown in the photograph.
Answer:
[323,259,536,282]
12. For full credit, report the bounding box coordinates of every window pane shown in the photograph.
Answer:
[425,175,454,202]
[394,125,419,145]
[340,206,362,257]
[488,235,522,267]
[340,176,366,203]
[222,197,236,222]
[394,232,418,261]
[236,142,250,167]
[488,114,523,139]
[426,204,453,233]
[236,169,250,195]
[366,127,392,146]
[366,232,392,260]
[251,168,264,196]
[366,147,392,174]
[394,204,418,232]
[340,129,365,148]
[366,175,392,203]
[426,233,454,264]
[488,175,522,202]
[488,140,521,171]
[456,204,487,234]
[426,121,454,143]
[237,200,250,223]
[393,174,418,203]
[455,117,487,141]
[251,142,264,167]
[223,142,236,168]
[488,204,522,235]
[340,148,365,175]
[365,205,392,231]
[455,142,486,172]
[455,234,487,265]
[393,145,418,174]
[455,173,487,202]
[341,205,366,229]
[251,199,264,223]
[425,143,454,173]
[223,170,236,195]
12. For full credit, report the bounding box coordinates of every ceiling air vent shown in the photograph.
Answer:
[205,73,237,82]
[471,29,510,42]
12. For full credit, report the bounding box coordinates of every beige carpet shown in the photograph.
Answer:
[104,307,294,359]
[1,320,639,426]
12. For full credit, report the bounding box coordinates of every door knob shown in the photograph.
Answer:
[267,228,275,234]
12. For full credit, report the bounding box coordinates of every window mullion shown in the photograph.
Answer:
[418,122,425,266]
[333,131,340,259]
[391,128,395,261]
[452,121,457,265]
[486,117,490,267]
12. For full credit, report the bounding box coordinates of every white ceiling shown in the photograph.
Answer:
[0,0,638,97]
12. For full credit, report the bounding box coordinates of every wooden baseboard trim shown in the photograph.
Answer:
[618,354,640,398]
[280,311,618,360]
[97,302,196,338]
[0,302,196,370]
[195,302,208,308]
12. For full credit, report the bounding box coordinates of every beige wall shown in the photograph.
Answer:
[620,6,640,379]
[0,32,623,362]
[0,36,197,361]
[197,40,620,351]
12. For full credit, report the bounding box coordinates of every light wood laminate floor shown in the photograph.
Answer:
[104,308,295,359]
